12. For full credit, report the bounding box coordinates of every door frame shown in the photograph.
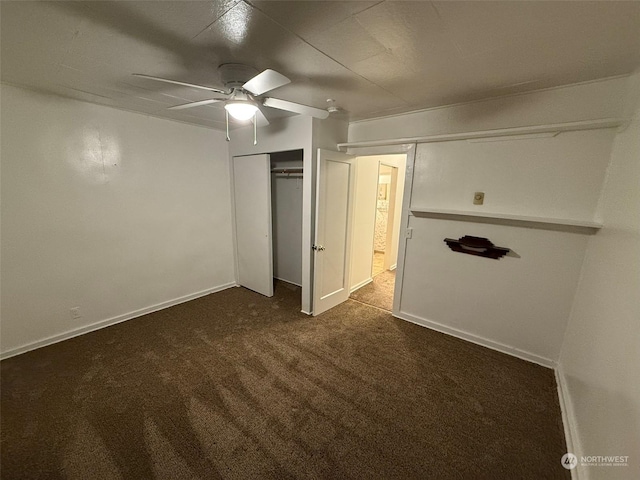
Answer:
[340,145,417,316]
[377,162,400,272]
[229,145,313,315]
[228,142,417,318]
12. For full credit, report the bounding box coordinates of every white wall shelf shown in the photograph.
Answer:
[410,207,603,232]
[338,118,629,151]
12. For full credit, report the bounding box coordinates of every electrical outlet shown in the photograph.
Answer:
[70,307,82,319]
[473,192,485,205]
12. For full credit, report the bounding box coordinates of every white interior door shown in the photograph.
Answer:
[232,154,273,297]
[313,149,356,316]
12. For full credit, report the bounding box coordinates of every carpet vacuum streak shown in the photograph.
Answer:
[1,282,569,479]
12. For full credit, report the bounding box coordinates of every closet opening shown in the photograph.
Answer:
[231,149,304,307]
[270,149,304,301]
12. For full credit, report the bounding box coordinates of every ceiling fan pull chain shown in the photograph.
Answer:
[225,110,230,142]
[253,112,258,146]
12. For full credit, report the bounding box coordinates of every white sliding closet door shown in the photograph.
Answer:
[232,154,274,297]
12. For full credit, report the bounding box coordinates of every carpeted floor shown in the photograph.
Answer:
[350,270,396,311]
[1,282,569,479]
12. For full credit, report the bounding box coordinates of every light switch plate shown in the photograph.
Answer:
[473,192,485,205]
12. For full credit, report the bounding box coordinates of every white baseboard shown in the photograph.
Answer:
[0,282,237,360]
[350,277,373,293]
[555,366,581,480]
[393,310,556,368]
[274,277,302,287]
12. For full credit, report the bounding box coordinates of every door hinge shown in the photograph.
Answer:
[312,245,325,251]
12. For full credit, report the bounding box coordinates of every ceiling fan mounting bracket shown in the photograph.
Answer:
[218,63,259,89]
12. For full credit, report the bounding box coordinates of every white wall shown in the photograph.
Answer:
[558,74,640,480]
[411,130,614,220]
[271,151,303,286]
[349,158,378,291]
[400,217,589,363]
[400,133,615,364]
[0,84,235,356]
[349,76,629,142]
[349,76,630,366]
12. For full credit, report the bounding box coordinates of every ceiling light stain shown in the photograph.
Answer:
[219,3,252,44]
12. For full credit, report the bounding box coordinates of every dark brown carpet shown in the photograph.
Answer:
[350,270,396,311]
[1,282,569,479]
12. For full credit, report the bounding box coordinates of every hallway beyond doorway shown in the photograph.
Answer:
[350,269,395,311]
[372,251,385,277]
[349,154,406,313]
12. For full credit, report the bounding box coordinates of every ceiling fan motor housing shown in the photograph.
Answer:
[218,63,259,89]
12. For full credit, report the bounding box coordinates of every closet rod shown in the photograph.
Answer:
[271,168,303,174]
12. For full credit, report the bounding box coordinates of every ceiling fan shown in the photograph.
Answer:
[133,64,329,142]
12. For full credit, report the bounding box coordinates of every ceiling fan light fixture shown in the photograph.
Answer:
[224,100,258,121]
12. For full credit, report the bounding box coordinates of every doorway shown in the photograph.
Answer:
[349,154,406,311]
[232,147,407,317]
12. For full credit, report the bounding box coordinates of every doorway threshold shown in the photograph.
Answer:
[349,270,396,311]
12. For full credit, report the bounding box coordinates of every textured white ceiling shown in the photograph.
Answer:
[2,1,640,130]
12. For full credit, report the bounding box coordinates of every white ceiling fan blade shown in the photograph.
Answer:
[132,74,228,94]
[263,97,329,119]
[242,69,291,96]
[168,99,223,110]
[253,106,270,127]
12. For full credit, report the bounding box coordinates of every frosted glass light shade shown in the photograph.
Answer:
[225,101,258,120]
